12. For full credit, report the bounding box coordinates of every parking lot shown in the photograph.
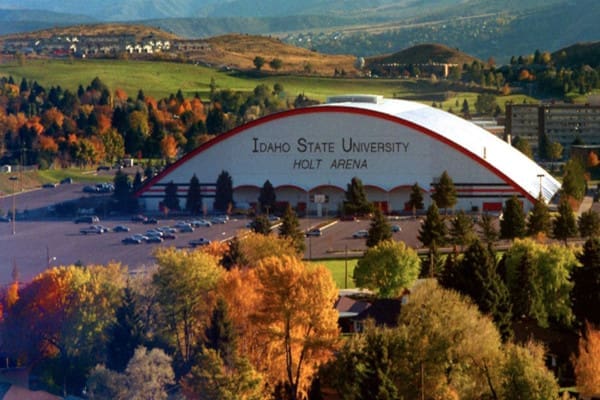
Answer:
[0,185,422,286]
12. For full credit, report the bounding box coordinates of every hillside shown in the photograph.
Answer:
[195,34,357,75]
[366,44,480,67]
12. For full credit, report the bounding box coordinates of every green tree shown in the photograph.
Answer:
[221,237,247,270]
[250,214,271,235]
[343,177,373,216]
[152,248,223,369]
[182,347,264,400]
[431,171,457,213]
[406,182,424,215]
[269,58,283,71]
[328,280,504,399]
[500,341,560,400]
[106,285,146,372]
[500,195,526,239]
[258,180,276,214]
[578,209,600,238]
[526,195,551,237]
[573,238,600,326]
[366,208,392,248]
[553,196,577,243]
[503,238,578,328]
[186,174,203,215]
[113,170,132,212]
[478,213,499,244]
[132,171,143,192]
[253,56,265,71]
[461,98,470,116]
[214,170,233,213]
[278,204,305,254]
[562,159,586,201]
[205,297,238,367]
[474,93,498,115]
[353,241,420,298]
[448,209,476,247]
[163,180,180,211]
[512,136,533,159]
[417,201,447,248]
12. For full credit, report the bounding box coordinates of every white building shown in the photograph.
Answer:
[136,95,560,215]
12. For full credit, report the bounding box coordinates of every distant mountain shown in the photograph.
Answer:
[0,0,598,63]
[0,9,97,35]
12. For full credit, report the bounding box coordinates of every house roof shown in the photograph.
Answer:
[355,298,403,327]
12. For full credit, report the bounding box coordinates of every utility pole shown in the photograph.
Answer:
[10,176,17,235]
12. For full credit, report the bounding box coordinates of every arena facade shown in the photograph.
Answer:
[136,95,561,216]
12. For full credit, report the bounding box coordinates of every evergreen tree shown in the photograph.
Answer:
[449,210,476,247]
[431,171,457,214]
[578,209,600,239]
[113,170,132,212]
[510,249,541,321]
[478,213,499,244]
[205,298,238,367]
[562,159,586,201]
[132,171,143,192]
[163,181,180,211]
[250,214,271,235]
[278,204,305,254]
[107,286,146,372]
[221,237,247,270]
[343,177,373,216]
[526,195,551,237]
[206,103,227,135]
[500,195,526,239]
[213,170,233,213]
[573,238,600,327]
[417,201,447,248]
[406,182,424,215]
[443,240,513,341]
[553,197,577,244]
[421,241,443,278]
[366,208,392,248]
[439,247,459,284]
[186,174,203,215]
[258,180,276,214]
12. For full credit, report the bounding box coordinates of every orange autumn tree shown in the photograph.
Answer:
[220,255,339,400]
[573,322,600,397]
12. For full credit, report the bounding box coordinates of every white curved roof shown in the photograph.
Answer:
[320,96,560,203]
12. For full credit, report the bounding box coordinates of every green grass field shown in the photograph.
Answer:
[310,258,358,289]
[0,168,111,195]
[0,58,517,105]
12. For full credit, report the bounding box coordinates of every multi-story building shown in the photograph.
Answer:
[505,102,600,158]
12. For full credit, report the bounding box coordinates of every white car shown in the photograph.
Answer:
[191,219,212,227]
[352,230,368,239]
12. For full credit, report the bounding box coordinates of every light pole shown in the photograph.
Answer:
[537,174,544,197]
[9,176,17,235]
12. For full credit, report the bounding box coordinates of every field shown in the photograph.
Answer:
[311,258,358,289]
[0,58,534,107]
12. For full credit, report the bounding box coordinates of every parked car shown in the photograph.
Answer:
[189,237,211,247]
[60,177,73,184]
[0,215,10,222]
[392,225,402,232]
[352,229,369,238]
[42,182,58,188]
[306,228,322,237]
[131,214,147,222]
[210,217,227,224]
[145,235,164,243]
[83,185,99,193]
[122,236,143,244]
[113,225,130,232]
[74,215,100,224]
[162,232,177,240]
[191,219,212,227]
[143,217,158,225]
[176,224,194,233]
[80,225,104,235]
